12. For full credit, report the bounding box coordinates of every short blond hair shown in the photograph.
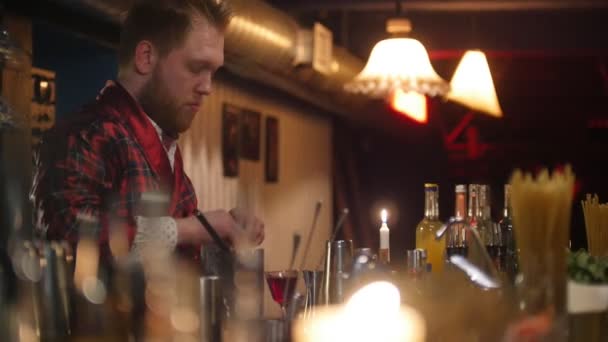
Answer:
[118,0,231,69]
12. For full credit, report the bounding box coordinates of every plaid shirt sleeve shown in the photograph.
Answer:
[32,119,127,247]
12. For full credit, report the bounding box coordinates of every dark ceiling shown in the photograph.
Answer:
[268,0,608,61]
[268,0,608,141]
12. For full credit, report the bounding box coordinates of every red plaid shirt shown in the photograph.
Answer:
[31,82,198,257]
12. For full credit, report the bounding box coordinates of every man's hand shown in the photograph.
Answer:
[175,209,264,247]
[229,208,265,246]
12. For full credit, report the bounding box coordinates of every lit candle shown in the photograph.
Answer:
[379,209,390,263]
[380,209,389,248]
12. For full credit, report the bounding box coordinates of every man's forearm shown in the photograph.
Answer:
[175,216,204,244]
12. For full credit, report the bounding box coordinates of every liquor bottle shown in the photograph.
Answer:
[477,185,501,269]
[465,184,492,270]
[415,183,445,273]
[466,184,478,229]
[446,185,468,258]
[500,184,517,281]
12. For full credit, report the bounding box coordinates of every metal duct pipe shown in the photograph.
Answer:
[45,0,366,117]
[226,0,298,76]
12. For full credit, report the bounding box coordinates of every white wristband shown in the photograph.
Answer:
[131,216,178,259]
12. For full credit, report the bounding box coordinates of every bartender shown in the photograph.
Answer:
[31,0,264,260]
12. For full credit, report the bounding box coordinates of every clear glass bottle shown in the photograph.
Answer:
[466,184,478,229]
[446,185,468,258]
[415,183,445,273]
[477,185,501,269]
[499,184,517,281]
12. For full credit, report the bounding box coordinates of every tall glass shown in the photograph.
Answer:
[265,270,298,318]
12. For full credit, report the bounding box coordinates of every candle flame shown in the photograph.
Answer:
[381,209,388,224]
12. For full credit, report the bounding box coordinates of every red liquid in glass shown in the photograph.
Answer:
[266,275,297,306]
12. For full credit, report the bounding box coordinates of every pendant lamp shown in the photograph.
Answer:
[447,49,502,117]
[344,8,448,98]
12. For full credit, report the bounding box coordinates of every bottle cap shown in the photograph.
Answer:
[424,183,438,191]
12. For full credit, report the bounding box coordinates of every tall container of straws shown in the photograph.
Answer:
[509,166,575,341]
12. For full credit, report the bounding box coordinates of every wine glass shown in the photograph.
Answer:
[265,270,298,318]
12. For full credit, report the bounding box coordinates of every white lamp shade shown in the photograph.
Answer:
[447,50,503,117]
[345,38,449,98]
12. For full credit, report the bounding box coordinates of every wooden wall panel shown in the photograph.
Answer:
[179,75,333,317]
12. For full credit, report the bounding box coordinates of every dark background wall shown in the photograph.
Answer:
[32,20,117,121]
[335,53,608,262]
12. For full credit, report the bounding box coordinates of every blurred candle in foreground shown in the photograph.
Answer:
[294,281,426,342]
[379,209,390,264]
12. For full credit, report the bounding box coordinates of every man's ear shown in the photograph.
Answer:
[133,40,157,75]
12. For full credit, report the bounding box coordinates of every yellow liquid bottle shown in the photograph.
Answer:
[415,183,445,273]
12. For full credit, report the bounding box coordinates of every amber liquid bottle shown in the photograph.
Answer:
[415,184,445,273]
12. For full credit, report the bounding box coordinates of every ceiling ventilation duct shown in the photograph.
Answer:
[46,0,366,116]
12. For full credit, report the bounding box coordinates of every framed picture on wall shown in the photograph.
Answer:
[265,116,279,183]
[240,109,261,161]
[222,104,240,177]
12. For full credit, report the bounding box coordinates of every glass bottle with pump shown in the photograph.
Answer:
[415,184,444,273]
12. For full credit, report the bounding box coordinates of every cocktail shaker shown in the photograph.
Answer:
[321,239,353,304]
[33,242,72,340]
[201,244,235,317]
[200,276,224,342]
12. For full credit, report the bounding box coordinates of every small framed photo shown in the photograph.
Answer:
[240,109,261,161]
[222,104,240,177]
[265,116,279,183]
